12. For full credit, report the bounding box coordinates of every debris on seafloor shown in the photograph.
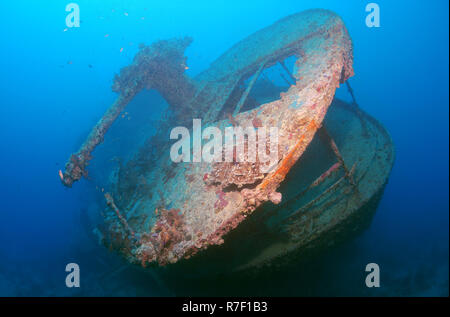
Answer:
[61,9,394,273]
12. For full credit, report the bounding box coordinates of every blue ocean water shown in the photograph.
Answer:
[0,0,447,296]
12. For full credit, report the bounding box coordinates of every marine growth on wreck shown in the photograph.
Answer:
[61,9,394,271]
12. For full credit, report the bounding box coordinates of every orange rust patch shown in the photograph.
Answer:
[260,119,318,190]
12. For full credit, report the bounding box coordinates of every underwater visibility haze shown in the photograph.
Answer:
[0,0,448,297]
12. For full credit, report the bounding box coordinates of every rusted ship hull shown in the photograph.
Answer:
[61,9,395,275]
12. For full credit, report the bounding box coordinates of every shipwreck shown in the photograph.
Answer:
[61,9,395,277]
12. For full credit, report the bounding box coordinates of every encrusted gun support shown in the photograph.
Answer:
[318,125,355,186]
[61,38,195,187]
